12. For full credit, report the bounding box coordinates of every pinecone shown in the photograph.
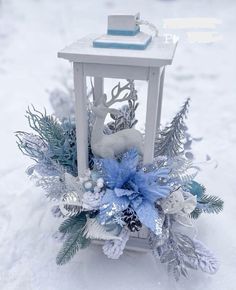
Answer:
[64,127,76,148]
[122,207,142,232]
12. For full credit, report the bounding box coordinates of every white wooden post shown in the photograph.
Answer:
[143,67,161,164]
[156,67,165,136]
[73,63,88,175]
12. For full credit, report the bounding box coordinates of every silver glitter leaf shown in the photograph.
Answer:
[193,239,219,274]
[59,191,82,217]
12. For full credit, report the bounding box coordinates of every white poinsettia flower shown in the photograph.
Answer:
[182,192,197,214]
[160,189,197,228]
[161,189,197,215]
[160,189,185,214]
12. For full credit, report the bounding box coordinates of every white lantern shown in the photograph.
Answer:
[58,14,178,251]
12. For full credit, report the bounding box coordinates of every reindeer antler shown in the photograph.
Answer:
[106,80,136,107]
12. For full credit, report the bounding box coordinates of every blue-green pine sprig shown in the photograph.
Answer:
[191,194,224,219]
[183,181,223,218]
[26,106,65,148]
[56,213,90,265]
[17,106,78,175]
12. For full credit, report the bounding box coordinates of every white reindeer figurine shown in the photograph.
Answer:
[91,81,143,159]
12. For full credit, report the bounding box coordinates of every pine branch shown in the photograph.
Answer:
[59,215,86,234]
[26,106,65,147]
[56,228,90,265]
[19,107,78,175]
[191,194,224,218]
[197,194,224,214]
[56,213,90,265]
[155,98,190,158]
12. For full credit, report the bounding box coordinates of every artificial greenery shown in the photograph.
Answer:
[25,106,65,147]
[155,98,190,158]
[17,83,141,176]
[186,180,206,198]
[191,194,224,219]
[56,213,90,265]
[158,232,197,280]
[16,84,224,281]
[151,229,219,281]
[16,131,48,162]
[16,106,78,175]
[183,181,224,218]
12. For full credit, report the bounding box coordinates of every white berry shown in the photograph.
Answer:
[84,181,92,189]
[94,186,100,193]
[97,178,104,184]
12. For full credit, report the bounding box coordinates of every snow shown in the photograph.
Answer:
[0,0,235,289]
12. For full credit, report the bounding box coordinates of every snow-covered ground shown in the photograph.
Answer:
[0,0,235,289]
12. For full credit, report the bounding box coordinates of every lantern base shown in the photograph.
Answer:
[92,237,150,252]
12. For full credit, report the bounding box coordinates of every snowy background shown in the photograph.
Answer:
[0,0,235,289]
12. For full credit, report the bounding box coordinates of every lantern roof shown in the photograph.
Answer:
[58,33,178,67]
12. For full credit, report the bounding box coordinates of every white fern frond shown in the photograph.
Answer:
[84,218,121,241]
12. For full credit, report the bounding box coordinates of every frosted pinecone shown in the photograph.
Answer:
[122,207,142,232]
[103,228,130,259]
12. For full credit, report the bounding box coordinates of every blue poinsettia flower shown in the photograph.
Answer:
[95,149,171,235]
